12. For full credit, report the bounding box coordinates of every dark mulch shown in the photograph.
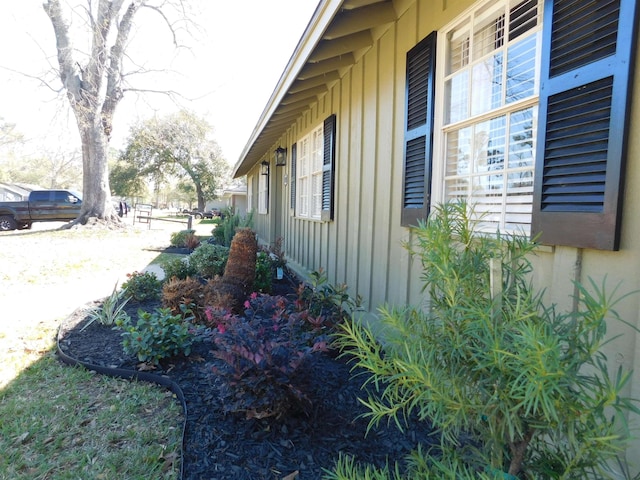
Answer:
[57,276,436,480]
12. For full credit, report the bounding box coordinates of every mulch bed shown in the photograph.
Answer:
[57,276,436,480]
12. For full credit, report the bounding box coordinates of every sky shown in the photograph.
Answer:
[0,0,319,165]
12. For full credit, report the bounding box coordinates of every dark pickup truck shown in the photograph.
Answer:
[0,189,82,231]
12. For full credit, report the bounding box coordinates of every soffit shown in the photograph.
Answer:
[233,0,397,177]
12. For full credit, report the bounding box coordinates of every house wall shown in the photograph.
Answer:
[247,0,640,468]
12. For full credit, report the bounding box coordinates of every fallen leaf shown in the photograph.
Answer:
[282,471,299,480]
[161,452,179,472]
[14,432,30,445]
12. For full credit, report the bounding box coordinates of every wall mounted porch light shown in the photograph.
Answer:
[260,160,270,175]
[274,146,287,167]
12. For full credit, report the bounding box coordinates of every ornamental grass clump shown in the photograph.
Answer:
[81,282,130,331]
[332,201,640,480]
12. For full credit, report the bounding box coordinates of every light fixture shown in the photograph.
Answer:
[260,160,270,175]
[275,146,287,167]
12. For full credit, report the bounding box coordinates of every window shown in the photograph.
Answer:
[290,143,297,211]
[438,0,541,235]
[247,176,253,213]
[295,115,336,220]
[405,0,636,250]
[30,191,49,202]
[258,168,268,214]
[297,124,323,218]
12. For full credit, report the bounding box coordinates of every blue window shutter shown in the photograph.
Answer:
[401,32,436,227]
[532,0,639,250]
[321,114,336,221]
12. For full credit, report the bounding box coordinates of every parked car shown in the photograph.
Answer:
[0,189,82,231]
[182,208,220,219]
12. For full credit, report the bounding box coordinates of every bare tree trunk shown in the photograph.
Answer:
[43,0,141,227]
[78,121,119,223]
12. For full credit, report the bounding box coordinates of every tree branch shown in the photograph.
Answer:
[141,4,179,47]
[42,0,82,105]
[101,0,140,139]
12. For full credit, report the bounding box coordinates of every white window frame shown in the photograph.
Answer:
[258,170,268,214]
[296,122,324,220]
[247,176,253,213]
[432,0,543,235]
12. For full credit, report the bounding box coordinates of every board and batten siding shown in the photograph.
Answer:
[247,0,640,466]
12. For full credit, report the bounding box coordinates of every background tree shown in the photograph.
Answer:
[109,161,148,200]
[119,110,229,211]
[43,0,188,226]
[0,118,23,149]
[0,146,82,189]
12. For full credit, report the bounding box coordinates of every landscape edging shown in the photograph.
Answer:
[56,311,187,480]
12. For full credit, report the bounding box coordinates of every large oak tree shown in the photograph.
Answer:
[118,110,229,211]
[43,0,186,225]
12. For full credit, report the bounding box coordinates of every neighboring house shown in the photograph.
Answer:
[0,182,41,201]
[232,0,640,466]
[205,185,248,216]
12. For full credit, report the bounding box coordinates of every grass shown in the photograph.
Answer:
[0,354,181,479]
[149,252,188,270]
[0,222,188,479]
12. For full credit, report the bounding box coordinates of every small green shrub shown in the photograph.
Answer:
[162,256,197,280]
[212,225,226,245]
[252,238,287,293]
[170,229,196,248]
[81,282,130,331]
[189,243,229,279]
[253,251,275,293]
[296,269,362,331]
[116,307,194,364]
[121,271,162,302]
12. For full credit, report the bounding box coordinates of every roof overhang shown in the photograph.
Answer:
[232,0,398,177]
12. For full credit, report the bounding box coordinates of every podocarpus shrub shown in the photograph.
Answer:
[212,207,255,247]
[223,227,257,293]
[332,201,640,480]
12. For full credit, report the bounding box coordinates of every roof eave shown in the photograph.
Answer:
[232,0,343,178]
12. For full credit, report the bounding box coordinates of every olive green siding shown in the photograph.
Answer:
[243,1,640,469]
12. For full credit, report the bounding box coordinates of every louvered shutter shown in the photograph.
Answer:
[290,143,297,212]
[401,32,436,227]
[531,0,638,250]
[321,115,336,221]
